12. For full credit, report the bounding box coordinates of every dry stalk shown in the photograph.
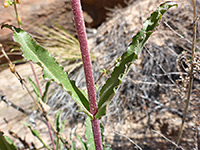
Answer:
[175,0,197,148]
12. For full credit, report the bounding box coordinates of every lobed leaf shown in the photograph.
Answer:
[2,26,92,118]
[96,2,178,119]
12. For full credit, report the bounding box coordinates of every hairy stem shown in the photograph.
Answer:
[70,0,103,149]
[175,0,197,148]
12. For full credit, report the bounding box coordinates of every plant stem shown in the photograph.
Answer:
[29,62,43,95]
[46,119,56,150]
[70,0,103,149]
[13,0,20,27]
[175,0,197,148]
[30,62,56,150]
[70,0,97,115]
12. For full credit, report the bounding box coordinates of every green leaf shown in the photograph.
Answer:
[56,110,62,133]
[55,112,66,150]
[22,122,50,149]
[22,122,50,150]
[5,26,92,118]
[99,123,112,150]
[28,77,51,112]
[42,81,51,103]
[100,123,104,144]
[55,110,61,150]
[70,141,76,150]
[85,117,95,150]
[96,1,178,119]
[103,145,112,150]
[0,131,17,150]
[75,134,87,150]
[28,77,41,98]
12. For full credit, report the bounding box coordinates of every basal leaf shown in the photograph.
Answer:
[4,26,92,118]
[96,2,178,119]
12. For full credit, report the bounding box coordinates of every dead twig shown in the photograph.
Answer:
[9,130,30,149]
[152,129,184,150]
[0,94,29,115]
[164,21,200,51]
[114,131,143,150]
[175,0,197,148]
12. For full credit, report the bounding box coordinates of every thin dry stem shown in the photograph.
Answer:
[114,132,143,150]
[175,0,197,148]
[1,46,43,111]
[164,21,200,51]
[152,130,184,150]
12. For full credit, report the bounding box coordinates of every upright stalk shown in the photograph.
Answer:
[29,62,43,96]
[70,0,103,149]
[13,0,21,27]
[175,0,197,148]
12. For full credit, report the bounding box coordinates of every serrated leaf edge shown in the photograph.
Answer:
[96,2,178,119]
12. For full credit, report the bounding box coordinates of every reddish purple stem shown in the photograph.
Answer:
[30,62,56,150]
[71,0,97,116]
[92,119,103,150]
[30,62,42,95]
[70,0,103,149]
